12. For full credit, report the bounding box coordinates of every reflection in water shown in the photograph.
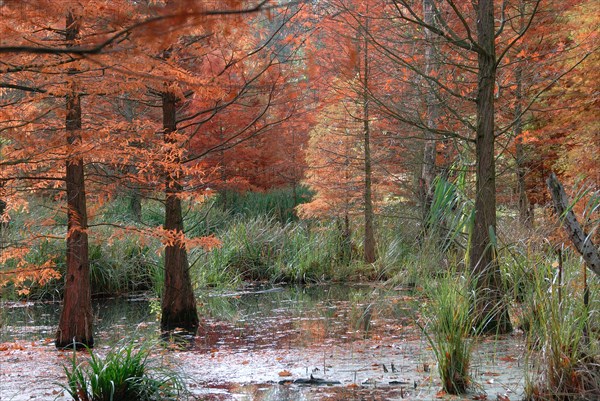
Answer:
[0,285,526,401]
[194,285,415,353]
[0,285,414,347]
[201,382,411,401]
[0,295,159,343]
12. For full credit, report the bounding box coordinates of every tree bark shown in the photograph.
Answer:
[129,188,142,222]
[160,91,199,333]
[420,0,440,225]
[514,3,533,228]
[514,63,532,227]
[0,198,6,227]
[55,12,94,349]
[218,126,229,210]
[362,12,377,264]
[470,0,512,334]
[547,173,600,277]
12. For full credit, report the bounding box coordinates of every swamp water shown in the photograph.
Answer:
[0,285,525,400]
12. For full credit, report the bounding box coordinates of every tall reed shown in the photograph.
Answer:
[524,251,599,400]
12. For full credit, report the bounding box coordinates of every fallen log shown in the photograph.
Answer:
[547,172,600,277]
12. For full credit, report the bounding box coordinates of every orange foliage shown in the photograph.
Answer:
[0,0,296,290]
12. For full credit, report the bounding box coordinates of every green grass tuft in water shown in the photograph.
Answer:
[60,342,185,401]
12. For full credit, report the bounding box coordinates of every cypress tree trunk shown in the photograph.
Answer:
[160,92,199,333]
[514,3,533,228]
[0,198,6,227]
[129,187,142,222]
[514,62,532,227]
[470,0,512,334]
[55,12,93,349]
[0,150,5,229]
[218,126,229,210]
[420,0,440,225]
[362,13,377,264]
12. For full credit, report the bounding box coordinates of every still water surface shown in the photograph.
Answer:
[0,284,525,400]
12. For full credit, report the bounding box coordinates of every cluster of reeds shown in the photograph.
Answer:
[61,343,185,401]
[191,216,358,286]
[212,186,313,223]
[420,270,476,394]
[522,251,600,401]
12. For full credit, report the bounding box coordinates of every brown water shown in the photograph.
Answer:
[0,284,526,400]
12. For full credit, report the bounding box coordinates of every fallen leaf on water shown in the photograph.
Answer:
[0,342,25,351]
[500,355,517,362]
[436,389,447,398]
[472,394,487,400]
[278,370,292,377]
[497,394,510,401]
[241,360,250,365]
[347,383,359,389]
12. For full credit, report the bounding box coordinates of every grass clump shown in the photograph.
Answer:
[61,342,184,401]
[214,186,312,223]
[420,270,475,394]
[191,217,350,286]
[523,251,600,401]
[88,234,161,297]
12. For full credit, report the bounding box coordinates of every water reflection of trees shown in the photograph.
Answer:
[1,285,417,346]
[194,285,417,351]
[0,298,157,343]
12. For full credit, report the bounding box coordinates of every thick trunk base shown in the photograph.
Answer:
[55,336,94,350]
[160,307,200,333]
[474,306,513,335]
[160,92,199,335]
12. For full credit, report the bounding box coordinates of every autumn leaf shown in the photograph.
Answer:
[0,342,25,351]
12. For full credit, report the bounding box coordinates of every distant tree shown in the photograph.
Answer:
[420,0,442,224]
[363,0,535,333]
[523,0,598,192]
[298,101,362,263]
[303,0,389,263]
